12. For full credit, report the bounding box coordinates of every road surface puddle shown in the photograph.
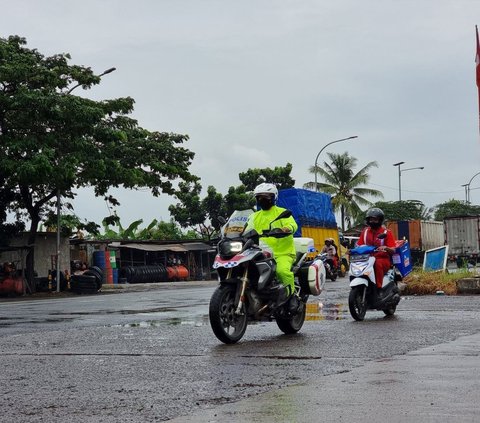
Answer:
[305,302,347,320]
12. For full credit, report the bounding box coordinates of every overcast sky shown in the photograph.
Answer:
[2,1,480,228]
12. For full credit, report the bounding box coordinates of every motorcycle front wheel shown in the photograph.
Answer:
[349,285,367,321]
[209,284,247,344]
[275,299,306,334]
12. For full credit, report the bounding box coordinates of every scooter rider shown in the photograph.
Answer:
[320,238,337,270]
[356,208,396,289]
[245,183,298,302]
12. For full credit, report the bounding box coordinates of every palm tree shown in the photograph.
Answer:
[304,152,383,231]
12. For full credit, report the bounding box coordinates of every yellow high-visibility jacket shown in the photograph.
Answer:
[245,206,298,257]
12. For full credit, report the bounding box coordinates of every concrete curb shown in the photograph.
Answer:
[456,277,480,294]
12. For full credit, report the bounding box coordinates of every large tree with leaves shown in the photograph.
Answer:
[432,199,480,221]
[239,163,295,191]
[0,36,197,287]
[354,200,432,224]
[304,152,383,231]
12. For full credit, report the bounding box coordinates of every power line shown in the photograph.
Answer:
[369,183,467,195]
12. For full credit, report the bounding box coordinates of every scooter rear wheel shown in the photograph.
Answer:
[349,285,367,321]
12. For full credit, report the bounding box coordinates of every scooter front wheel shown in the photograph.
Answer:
[209,284,247,344]
[349,285,367,321]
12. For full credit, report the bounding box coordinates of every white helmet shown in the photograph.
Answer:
[253,183,278,201]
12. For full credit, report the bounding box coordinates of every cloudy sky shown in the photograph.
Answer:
[2,1,480,228]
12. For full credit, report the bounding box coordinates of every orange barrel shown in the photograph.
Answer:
[166,266,178,281]
[0,278,23,295]
[176,265,189,281]
[104,251,111,269]
[106,267,113,284]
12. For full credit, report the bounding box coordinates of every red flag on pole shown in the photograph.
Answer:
[476,25,480,134]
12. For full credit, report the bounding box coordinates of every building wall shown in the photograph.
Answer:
[4,232,70,277]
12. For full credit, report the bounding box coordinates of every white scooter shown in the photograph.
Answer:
[348,240,401,321]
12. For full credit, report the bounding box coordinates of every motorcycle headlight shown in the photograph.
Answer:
[219,240,243,256]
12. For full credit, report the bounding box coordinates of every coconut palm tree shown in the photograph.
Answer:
[304,152,383,231]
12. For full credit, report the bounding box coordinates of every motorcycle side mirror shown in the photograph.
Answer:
[377,233,387,240]
[217,216,227,226]
[275,210,292,220]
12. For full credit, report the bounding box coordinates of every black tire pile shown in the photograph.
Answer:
[70,266,103,294]
[120,265,168,283]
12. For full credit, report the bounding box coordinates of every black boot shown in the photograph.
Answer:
[276,285,290,307]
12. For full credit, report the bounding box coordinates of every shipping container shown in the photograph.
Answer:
[386,220,444,251]
[444,216,480,262]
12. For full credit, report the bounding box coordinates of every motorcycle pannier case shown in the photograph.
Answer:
[298,258,325,296]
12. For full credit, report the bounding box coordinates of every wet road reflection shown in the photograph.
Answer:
[305,301,347,320]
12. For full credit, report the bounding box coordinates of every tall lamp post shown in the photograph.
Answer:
[393,162,424,201]
[56,67,116,292]
[314,136,358,191]
[463,171,480,204]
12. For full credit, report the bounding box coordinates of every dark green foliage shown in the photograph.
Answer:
[0,36,197,285]
[239,163,295,191]
[433,199,480,221]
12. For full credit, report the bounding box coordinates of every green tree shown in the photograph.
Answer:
[433,199,480,221]
[355,200,431,224]
[239,163,295,191]
[304,152,383,231]
[0,36,197,286]
[168,182,217,239]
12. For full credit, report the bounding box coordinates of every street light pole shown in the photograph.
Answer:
[56,66,116,292]
[464,171,480,204]
[314,136,358,192]
[393,162,405,201]
[393,162,424,202]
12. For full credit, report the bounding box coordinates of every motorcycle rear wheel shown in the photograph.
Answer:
[349,285,367,321]
[209,284,247,344]
[275,300,306,334]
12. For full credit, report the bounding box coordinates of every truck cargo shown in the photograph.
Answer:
[443,215,480,265]
[385,220,445,252]
[277,188,339,253]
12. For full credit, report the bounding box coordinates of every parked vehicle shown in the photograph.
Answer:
[348,237,402,321]
[443,216,480,267]
[209,210,324,344]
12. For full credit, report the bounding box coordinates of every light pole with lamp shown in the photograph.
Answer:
[55,67,116,292]
[393,162,424,201]
[314,136,358,192]
[463,171,480,204]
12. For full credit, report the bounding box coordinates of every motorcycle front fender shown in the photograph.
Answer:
[349,277,369,288]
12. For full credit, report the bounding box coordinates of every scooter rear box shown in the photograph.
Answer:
[392,240,412,277]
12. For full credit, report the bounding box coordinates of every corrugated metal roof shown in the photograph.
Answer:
[113,242,211,252]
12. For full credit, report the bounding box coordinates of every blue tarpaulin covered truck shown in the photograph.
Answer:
[277,188,339,254]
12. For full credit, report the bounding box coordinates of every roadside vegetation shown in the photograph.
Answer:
[402,268,475,295]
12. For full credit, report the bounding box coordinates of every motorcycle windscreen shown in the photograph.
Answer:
[221,209,254,238]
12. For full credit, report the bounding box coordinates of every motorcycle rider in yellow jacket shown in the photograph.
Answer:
[245,183,298,301]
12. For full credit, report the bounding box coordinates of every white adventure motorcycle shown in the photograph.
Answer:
[209,209,325,344]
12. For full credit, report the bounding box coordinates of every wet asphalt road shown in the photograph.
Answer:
[1,278,480,422]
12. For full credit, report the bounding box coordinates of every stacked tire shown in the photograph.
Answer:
[70,266,103,294]
[119,265,168,283]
